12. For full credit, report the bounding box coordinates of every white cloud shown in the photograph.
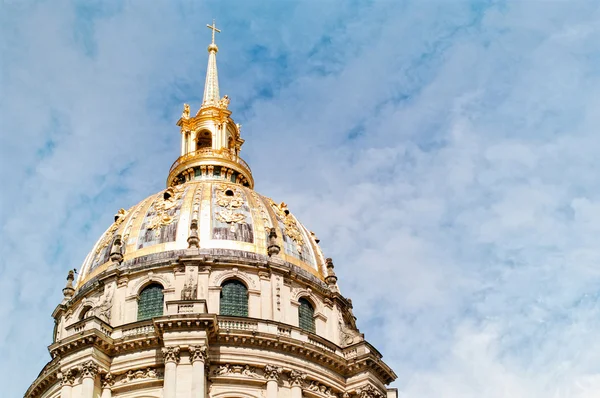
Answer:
[3,1,600,396]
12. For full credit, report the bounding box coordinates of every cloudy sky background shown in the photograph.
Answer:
[2,0,600,396]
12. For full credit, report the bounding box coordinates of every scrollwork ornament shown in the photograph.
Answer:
[162,346,181,364]
[263,364,283,381]
[81,361,99,379]
[189,345,208,363]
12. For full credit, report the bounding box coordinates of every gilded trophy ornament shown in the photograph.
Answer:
[214,184,246,228]
[268,200,305,252]
[147,186,184,235]
[95,208,128,255]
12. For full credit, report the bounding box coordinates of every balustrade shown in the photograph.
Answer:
[169,148,250,173]
[60,315,354,359]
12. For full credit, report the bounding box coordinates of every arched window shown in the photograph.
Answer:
[298,298,315,333]
[196,130,212,150]
[137,284,164,321]
[220,280,248,317]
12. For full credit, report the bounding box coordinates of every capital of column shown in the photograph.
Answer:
[263,364,283,382]
[189,345,208,363]
[162,346,181,364]
[101,373,115,389]
[356,384,385,398]
[59,368,77,386]
[289,370,307,387]
[80,361,99,379]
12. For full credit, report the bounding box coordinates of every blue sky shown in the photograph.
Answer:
[3,0,600,396]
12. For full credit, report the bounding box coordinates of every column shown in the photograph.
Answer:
[289,370,306,398]
[80,361,99,398]
[264,364,282,398]
[189,345,208,398]
[59,369,75,398]
[162,346,181,398]
[100,373,114,398]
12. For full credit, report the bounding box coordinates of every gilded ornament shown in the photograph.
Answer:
[95,208,128,255]
[217,95,230,109]
[268,199,305,252]
[182,103,190,119]
[147,186,184,236]
[214,184,246,229]
[251,191,272,232]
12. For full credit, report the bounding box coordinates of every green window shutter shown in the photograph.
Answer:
[298,298,315,333]
[220,280,248,317]
[137,284,164,321]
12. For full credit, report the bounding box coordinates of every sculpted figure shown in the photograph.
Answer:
[89,284,113,323]
[218,95,230,109]
[182,103,190,119]
[214,364,230,376]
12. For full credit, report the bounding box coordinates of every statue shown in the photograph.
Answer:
[89,284,114,323]
[181,274,197,300]
[182,103,190,119]
[218,95,230,109]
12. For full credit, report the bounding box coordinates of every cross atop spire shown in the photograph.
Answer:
[207,20,220,45]
[202,20,221,107]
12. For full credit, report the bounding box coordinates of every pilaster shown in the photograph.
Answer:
[189,345,209,398]
[264,364,282,398]
[162,346,181,398]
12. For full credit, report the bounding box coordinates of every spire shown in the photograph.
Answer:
[202,20,221,107]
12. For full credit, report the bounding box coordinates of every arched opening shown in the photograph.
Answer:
[79,305,93,320]
[137,283,164,321]
[220,279,248,317]
[298,297,315,333]
[196,130,212,150]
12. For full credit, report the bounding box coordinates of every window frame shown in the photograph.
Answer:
[298,297,316,333]
[219,279,249,317]
[137,283,165,321]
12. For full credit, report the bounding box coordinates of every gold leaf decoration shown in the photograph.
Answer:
[95,209,128,255]
[214,184,246,229]
[268,199,304,253]
[147,186,185,236]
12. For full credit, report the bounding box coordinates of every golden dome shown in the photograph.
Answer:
[77,180,326,286]
[77,22,326,287]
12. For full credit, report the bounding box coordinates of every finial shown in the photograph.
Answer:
[109,235,124,264]
[206,20,221,52]
[267,227,280,257]
[325,258,338,286]
[63,269,76,299]
[188,219,200,248]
